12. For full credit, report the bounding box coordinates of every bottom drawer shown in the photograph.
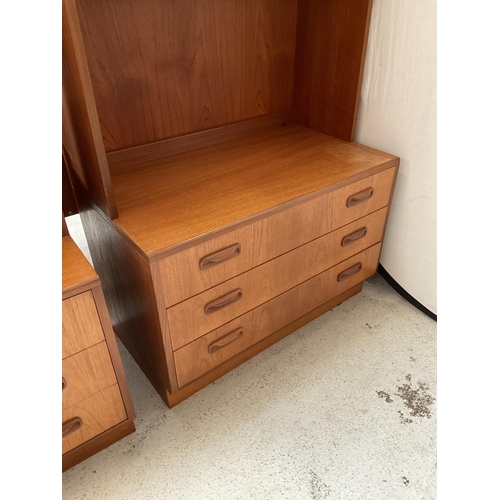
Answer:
[62,384,127,454]
[173,243,381,387]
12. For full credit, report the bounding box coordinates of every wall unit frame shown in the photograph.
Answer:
[62,0,399,407]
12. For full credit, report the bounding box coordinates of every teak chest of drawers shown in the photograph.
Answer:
[73,127,399,407]
[62,232,135,471]
[62,0,400,408]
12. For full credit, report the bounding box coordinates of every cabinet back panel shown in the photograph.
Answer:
[76,0,298,151]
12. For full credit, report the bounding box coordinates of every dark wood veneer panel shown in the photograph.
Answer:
[77,199,172,393]
[76,0,298,151]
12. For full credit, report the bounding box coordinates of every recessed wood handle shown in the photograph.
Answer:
[337,263,363,282]
[204,289,242,315]
[62,377,67,390]
[199,244,241,270]
[62,417,82,438]
[341,227,368,247]
[208,328,244,354]
[346,187,374,207]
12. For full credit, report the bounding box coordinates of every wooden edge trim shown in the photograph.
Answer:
[150,263,179,393]
[62,418,135,472]
[62,279,100,301]
[165,282,364,408]
[91,287,136,420]
[146,162,399,262]
[379,160,400,246]
[107,110,295,170]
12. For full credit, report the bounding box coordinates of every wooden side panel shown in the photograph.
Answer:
[62,0,117,218]
[293,0,373,141]
[77,199,172,393]
[76,0,298,151]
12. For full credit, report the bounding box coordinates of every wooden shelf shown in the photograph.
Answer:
[110,125,398,260]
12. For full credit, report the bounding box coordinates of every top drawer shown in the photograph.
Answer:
[62,291,105,359]
[159,167,395,306]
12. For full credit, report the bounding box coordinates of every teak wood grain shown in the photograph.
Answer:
[106,110,295,170]
[62,0,117,219]
[63,420,135,472]
[76,0,298,151]
[167,213,386,350]
[62,342,117,409]
[174,243,381,387]
[62,385,127,454]
[62,291,105,358]
[110,125,398,258]
[165,282,363,407]
[294,0,373,141]
[159,171,393,306]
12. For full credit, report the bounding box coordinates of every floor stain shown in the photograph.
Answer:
[410,356,416,362]
[376,390,393,403]
[396,374,435,421]
[365,323,372,329]
[377,374,435,424]
[309,470,330,500]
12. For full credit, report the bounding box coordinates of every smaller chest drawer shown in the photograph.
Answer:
[159,167,395,307]
[62,291,104,358]
[62,342,118,409]
[167,207,387,350]
[173,243,381,387]
[62,384,127,455]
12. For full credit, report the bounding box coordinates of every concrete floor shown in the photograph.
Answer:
[63,216,437,500]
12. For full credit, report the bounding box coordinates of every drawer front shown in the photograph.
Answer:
[62,291,105,358]
[332,167,395,229]
[174,243,382,387]
[159,167,395,307]
[167,208,387,350]
[62,384,127,455]
[62,342,118,409]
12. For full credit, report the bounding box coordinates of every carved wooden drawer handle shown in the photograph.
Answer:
[208,328,244,353]
[204,289,242,315]
[341,227,368,247]
[346,187,374,207]
[62,377,67,390]
[337,263,363,282]
[62,417,82,438]
[199,244,241,270]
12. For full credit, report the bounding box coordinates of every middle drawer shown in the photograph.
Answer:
[167,207,388,350]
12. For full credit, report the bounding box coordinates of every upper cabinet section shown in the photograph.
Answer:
[76,0,299,151]
[63,0,374,220]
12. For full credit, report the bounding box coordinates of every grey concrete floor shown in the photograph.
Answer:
[63,215,437,500]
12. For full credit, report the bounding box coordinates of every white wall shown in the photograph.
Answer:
[356,0,437,314]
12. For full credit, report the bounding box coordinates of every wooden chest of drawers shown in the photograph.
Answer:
[62,233,135,471]
[75,127,399,408]
[63,0,399,410]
